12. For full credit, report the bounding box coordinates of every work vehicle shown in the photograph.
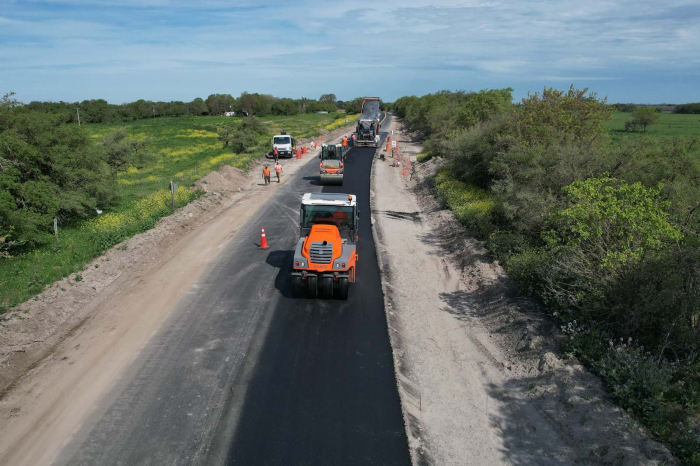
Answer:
[271,132,295,158]
[319,143,345,185]
[355,97,381,147]
[291,193,359,300]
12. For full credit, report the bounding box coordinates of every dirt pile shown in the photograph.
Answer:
[193,165,248,193]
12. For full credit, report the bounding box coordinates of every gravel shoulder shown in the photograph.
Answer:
[0,124,356,466]
[371,118,677,465]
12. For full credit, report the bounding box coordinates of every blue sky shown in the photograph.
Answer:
[1,0,699,104]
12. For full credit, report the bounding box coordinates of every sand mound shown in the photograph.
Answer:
[194,165,249,193]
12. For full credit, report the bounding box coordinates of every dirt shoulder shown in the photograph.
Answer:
[371,118,677,465]
[0,123,356,466]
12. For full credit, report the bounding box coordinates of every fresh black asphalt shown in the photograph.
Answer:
[61,114,411,466]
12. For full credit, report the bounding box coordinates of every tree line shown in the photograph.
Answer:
[22,92,372,125]
[613,102,700,114]
[396,87,700,463]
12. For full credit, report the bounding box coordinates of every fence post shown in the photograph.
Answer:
[170,181,175,211]
[54,217,58,240]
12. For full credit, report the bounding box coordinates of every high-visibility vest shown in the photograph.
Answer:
[263,167,270,177]
[275,164,282,173]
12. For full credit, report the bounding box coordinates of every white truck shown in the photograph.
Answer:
[271,132,295,158]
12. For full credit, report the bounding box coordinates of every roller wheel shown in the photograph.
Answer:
[306,275,317,299]
[291,275,302,298]
[336,277,349,300]
[320,276,334,299]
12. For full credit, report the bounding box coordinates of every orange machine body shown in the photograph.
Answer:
[297,224,357,281]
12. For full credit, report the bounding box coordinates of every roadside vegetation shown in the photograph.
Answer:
[1,91,347,312]
[396,87,700,464]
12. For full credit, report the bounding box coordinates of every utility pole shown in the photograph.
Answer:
[77,107,81,126]
[153,106,156,121]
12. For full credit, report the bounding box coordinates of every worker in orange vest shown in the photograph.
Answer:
[342,135,348,148]
[273,147,279,162]
[262,165,271,185]
[274,161,283,183]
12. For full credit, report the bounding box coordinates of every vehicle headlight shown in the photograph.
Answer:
[337,169,343,174]
[320,169,327,174]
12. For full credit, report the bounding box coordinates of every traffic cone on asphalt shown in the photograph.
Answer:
[260,227,270,249]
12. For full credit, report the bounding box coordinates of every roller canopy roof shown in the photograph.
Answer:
[301,193,356,207]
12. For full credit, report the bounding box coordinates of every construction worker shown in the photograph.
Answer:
[262,165,271,185]
[342,135,348,148]
[273,146,279,162]
[351,133,356,146]
[274,161,283,183]
[332,208,351,228]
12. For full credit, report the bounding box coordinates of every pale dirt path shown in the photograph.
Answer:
[0,126,354,466]
[371,118,676,465]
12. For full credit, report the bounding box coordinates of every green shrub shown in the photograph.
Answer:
[486,230,530,263]
[434,167,497,238]
[594,339,700,451]
[546,176,682,271]
[504,247,551,296]
[416,152,433,163]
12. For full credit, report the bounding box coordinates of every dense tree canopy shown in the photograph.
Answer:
[0,94,117,253]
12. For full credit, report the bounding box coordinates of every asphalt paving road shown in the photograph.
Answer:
[60,114,410,466]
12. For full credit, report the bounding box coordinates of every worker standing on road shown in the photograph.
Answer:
[351,133,356,146]
[273,146,279,162]
[263,165,271,185]
[274,161,283,183]
[342,135,348,148]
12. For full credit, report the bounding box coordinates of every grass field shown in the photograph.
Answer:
[0,113,348,312]
[606,111,700,138]
[86,114,343,212]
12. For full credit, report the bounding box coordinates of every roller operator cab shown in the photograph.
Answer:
[291,193,359,299]
[319,144,345,185]
[272,132,295,158]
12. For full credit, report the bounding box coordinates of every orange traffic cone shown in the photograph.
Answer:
[296,149,302,159]
[260,227,270,249]
[385,143,390,152]
[302,146,307,154]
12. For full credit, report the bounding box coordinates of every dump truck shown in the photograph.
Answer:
[291,193,359,299]
[355,97,381,147]
[271,132,295,158]
[319,143,345,185]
